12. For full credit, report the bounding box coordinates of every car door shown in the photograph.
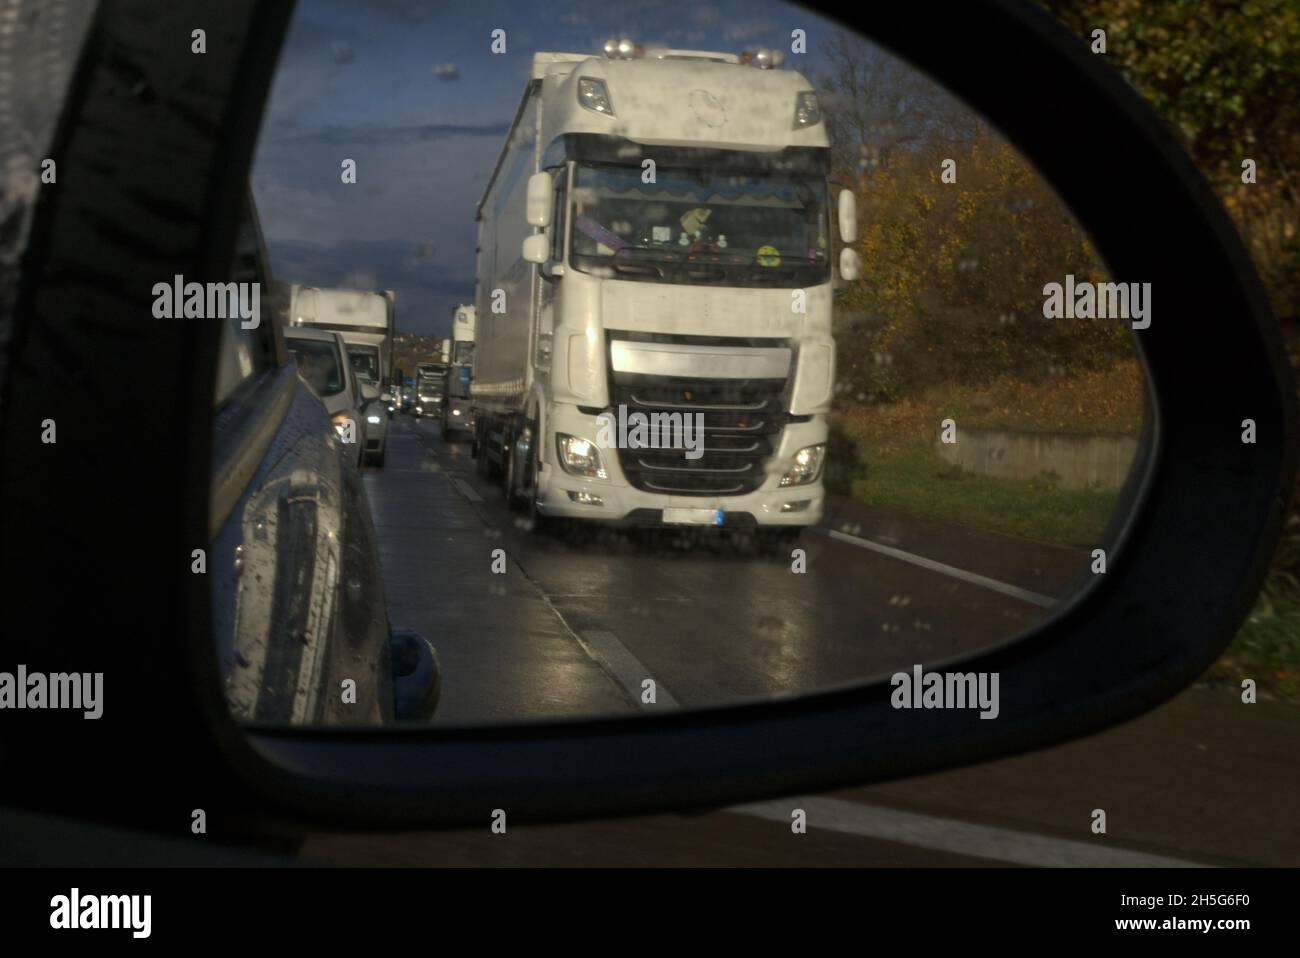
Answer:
[210,198,393,727]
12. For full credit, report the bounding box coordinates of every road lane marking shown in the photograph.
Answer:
[733,797,1204,867]
[578,629,681,710]
[452,477,483,501]
[814,527,1056,608]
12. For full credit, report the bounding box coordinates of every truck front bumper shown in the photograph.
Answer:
[535,404,826,528]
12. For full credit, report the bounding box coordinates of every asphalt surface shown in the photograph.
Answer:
[306,414,1298,866]
[369,415,1086,725]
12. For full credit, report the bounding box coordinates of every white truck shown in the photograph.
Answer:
[470,40,858,541]
[442,305,476,440]
[289,284,396,466]
[290,285,396,392]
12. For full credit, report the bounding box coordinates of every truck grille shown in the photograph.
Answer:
[607,371,788,496]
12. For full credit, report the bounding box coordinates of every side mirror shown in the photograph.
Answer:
[389,628,441,722]
[526,171,553,228]
[838,189,858,243]
[359,382,379,402]
[522,233,550,264]
[840,247,861,282]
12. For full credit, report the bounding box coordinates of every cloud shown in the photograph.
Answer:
[432,63,460,81]
[267,120,510,147]
[723,18,779,43]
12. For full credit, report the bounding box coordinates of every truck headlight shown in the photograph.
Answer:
[780,443,825,486]
[557,433,608,480]
[366,414,382,424]
[793,91,821,129]
[578,77,614,116]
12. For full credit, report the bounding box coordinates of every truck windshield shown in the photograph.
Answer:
[569,161,830,286]
[417,371,445,394]
[448,365,472,398]
[347,345,381,384]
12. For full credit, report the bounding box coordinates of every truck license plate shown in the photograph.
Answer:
[663,508,724,526]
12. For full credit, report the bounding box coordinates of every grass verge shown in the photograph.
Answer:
[841,440,1117,548]
[1206,591,1300,702]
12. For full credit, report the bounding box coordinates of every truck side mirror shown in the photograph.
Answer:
[526,172,553,228]
[522,233,549,264]
[838,189,858,243]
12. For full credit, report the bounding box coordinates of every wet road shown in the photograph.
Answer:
[366,416,1089,726]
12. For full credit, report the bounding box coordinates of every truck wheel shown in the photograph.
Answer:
[503,426,524,509]
[527,452,548,533]
[525,429,563,536]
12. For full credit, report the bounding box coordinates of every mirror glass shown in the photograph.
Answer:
[213,0,1149,727]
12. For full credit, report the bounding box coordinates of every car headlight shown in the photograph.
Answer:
[780,443,825,486]
[452,408,462,416]
[366,415,382,424]
[557,433,608,480]
[331,413,356,442]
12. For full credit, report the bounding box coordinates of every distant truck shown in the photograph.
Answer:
[289,285,396,394]
[412,361,448,418]
[289,284,396,466]
[470,40,857,541]
[443,305,476,440]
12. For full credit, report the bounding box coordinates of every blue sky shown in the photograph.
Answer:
[251,0,859,337]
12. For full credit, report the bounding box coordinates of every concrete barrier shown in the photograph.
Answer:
[936,426,1138,490]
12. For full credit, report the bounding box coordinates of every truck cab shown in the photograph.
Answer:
[471,41,858,538]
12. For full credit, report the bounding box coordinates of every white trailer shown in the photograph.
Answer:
[471,40,858,539]
[452,303,476,366]
[290,285,396,393]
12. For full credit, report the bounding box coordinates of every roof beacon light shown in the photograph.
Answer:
[744,47,784,69]
[603,37,642,60]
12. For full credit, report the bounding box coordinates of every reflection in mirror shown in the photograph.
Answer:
[212,0,1148,728]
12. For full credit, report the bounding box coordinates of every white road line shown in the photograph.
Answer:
[814,526,1056,608]
[733,797,1204,867]
[452,477,483,501]
[579,629,681,710]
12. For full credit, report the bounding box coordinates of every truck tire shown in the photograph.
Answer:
[525,425,563,536]
[503,425,524,509]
